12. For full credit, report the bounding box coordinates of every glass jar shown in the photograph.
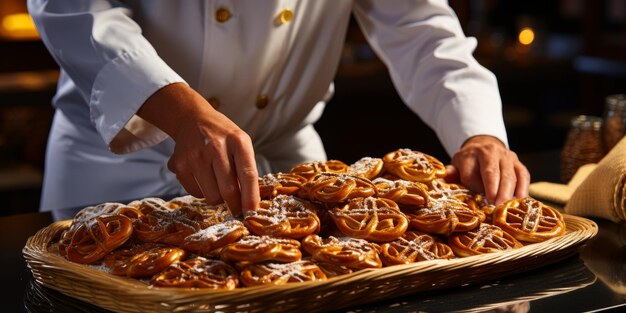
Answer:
[560,115,605,183]
[602,94,626,152]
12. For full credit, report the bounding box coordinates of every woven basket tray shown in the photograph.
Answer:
[23,214,597,313]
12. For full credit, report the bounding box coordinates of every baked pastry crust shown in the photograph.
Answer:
[104,243,186,278]
[290,160,349,180]
[404,197,482,235]
[244,195,320,239]
[492,197,566,243]
[348,157,384,180]
[180,219,249,256]
[238,260,327,287]
[383,149,446,182]
[330,197,408,242]
[150,256,239,289]
[380,231,454,265]
[219,235,302,263]
[258,173,307,200]
[298,173,377,203]
[59,214,133,264]
[373,177,429,207]
[302,234,382,269]
[448,223,523,257]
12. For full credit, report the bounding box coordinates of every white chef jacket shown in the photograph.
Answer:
[28,0,508,211]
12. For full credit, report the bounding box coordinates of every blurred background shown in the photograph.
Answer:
[0,0,625,215]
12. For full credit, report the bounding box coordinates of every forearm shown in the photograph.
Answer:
[136,83,210,140]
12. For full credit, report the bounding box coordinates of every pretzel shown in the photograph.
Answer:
[220,235,302,263]
[72,202,130,225]
[238,260,327,287]
[166,195,232,225]
[133,207,205,245]
[298,173,377,203]
[373,177,429,207]
[492,197,566,243]
[181,219,249,256]
[258,173,307,200]
[380,231,454,266]
[348,157,384,180]
[128,197,172,215]
[330,197,408,242]
[315,262,353,278]
[60,214,134,264]
[289,160,349,180]
[302,235,382,269]
[427,179,469,200]
[448,223,524,257]
[403,197,482,235]
[104,243,186,278]
[150,257,239,289]
[244,195,320,239]
[382,149,446,183]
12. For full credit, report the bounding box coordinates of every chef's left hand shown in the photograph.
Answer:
[444,135,530,205]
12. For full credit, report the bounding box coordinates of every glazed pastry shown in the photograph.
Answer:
[382,149,446,183]
[404,197,482,235]
[298,173,377,203]
[104,243,186,278]
[220,235,302,263]
[380,231,454,266]
[244,195,320,239]
[258,172,307,199]
[492,197,566,243]
[181,219,249,256]
[289,160,349,180]
[238,260,327,287]
[302,234,382,269]
[348,157,384,180]
[373,177,429,207]
[150,257,239,289]
[330,197,408,242]
[59,214,133,264]
[448,223,524,257]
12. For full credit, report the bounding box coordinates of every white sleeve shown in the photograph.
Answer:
[27,0,186,154]
[353,0,509,156]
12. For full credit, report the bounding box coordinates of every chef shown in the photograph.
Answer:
[28,0,530,215]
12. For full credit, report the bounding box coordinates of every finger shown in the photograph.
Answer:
[478,153,500,205]
[494,158,517,205]
[230,140,260,216]
[209,145,243,217]
[182,148,224,206]
[454,154,483,194]
[193,170,223,205]
[444,164,459,183]
[514,162,531,199]
[168,156,203,197]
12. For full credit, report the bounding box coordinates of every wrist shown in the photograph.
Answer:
[137,83,208,139]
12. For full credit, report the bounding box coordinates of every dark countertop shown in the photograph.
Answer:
[4,151,626,312]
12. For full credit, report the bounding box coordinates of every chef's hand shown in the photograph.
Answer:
[444,135,530,205]
[137,83,260,217]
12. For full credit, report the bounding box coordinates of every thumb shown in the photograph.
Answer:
[444,164,459,183]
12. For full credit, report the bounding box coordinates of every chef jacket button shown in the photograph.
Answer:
[215,8,231,23]
[207,97,220,110]
[256,95,269,109]
[277,9,293,25]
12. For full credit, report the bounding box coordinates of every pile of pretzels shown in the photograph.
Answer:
[55,149,567,289]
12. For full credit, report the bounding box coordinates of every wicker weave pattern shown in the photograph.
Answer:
[23,215,597,313]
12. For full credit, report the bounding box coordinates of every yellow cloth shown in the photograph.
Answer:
[529,164,597,204]
[529,137,626,223]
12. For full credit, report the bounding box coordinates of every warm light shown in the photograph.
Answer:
[1,13,39,40]
[518,27,535,46]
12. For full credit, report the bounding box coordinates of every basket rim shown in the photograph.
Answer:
[23,214,598,311]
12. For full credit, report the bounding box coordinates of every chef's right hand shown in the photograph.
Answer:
[137,83,260,217]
